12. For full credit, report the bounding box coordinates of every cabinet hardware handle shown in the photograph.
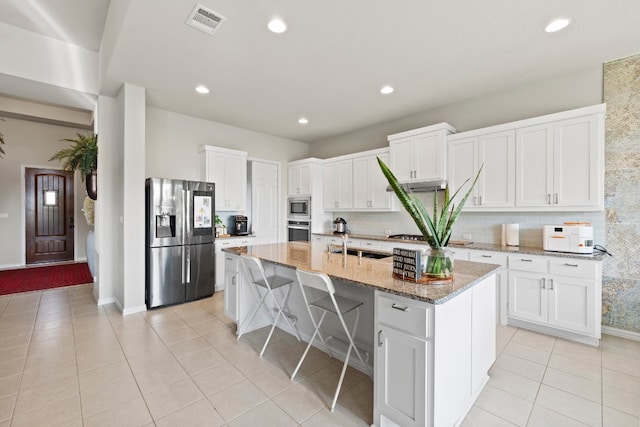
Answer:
[541,278,546,289]
[378,330,384,347]
[225,257,233,261]
[473,196,478,205]
[549,279,554,290]
[481,255,492,258]
[554,193,558,204]
[391,303,409,312]
[547,194,551,204]
[231,276,236,285]
[479,196,482,205]
[564,263,579,267]
[521,259,533,262]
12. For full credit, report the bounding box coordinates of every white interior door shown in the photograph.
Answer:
[251,160,279,244]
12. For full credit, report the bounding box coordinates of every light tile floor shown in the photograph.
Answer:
[0,284,638,426]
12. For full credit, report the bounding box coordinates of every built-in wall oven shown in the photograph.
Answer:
[288,220,310,242]
[287,196,311,221]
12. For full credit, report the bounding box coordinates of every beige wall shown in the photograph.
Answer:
[145,107,309,180]
[0,117,90,267]
[310,66,603,159]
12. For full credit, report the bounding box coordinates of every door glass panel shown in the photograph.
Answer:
[44,190,58,206]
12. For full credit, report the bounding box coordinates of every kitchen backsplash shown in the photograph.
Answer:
[332,206,606,248]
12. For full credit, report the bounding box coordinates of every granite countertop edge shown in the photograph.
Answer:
[222,243,501,305]
[313,232,605,261]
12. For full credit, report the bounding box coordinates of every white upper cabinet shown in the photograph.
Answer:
[199,145,247,211]
[352,149,397,211]
[288,162,312,195]
[323,158,353,210]
[388,123,455,183]
[448,104,605,212]
[449,130,515,210]
[516,112,603,209]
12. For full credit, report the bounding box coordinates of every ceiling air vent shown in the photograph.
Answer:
[186,4,227,35]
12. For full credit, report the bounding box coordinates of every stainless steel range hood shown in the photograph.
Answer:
[386,180,448,193]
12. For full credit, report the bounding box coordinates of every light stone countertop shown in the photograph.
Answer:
[313,232,606,261]
[222,241,500,304]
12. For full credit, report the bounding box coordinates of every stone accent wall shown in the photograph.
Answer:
[602,54,640,333]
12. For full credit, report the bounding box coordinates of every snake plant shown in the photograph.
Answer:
[377,157,482,249]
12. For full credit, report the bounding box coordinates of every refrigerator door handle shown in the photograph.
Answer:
[185,246,191,285]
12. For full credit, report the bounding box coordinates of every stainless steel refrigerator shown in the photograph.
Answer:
[145,178,215,309]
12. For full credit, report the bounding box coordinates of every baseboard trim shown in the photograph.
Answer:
[97,296,117,306]
[122,305,147,316]
[602,326,640,342]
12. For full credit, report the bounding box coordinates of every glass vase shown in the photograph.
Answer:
[422,247,454,280]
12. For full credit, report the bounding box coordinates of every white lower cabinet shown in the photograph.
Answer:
[376,325,428,427]
[223,253,240,321]
[216,238,251,290]
[374,275,496,427]
[507,254,601,345]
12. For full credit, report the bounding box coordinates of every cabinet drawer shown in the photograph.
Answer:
[377,293,430,338]
[360,240,381,250]
[450,247,470,261]
[549,259,598,279]
[224,254,239,272]
[508,255,548,273]
[469,251,507,267]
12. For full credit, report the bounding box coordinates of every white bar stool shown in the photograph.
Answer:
[292,267,370,411]
[238,254,301,357]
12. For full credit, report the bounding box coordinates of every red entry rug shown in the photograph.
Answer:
[0,263,93,296]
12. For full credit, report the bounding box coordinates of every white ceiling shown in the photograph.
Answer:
[1,0,640,143]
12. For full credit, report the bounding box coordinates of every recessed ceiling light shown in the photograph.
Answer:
[380,85,394,95]
[195,85,210,94]
[268,18,287,34]
[298,117,309,125]
[545,18,571,33]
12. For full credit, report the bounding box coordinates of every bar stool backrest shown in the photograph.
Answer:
[296,268,336,295]
[240,254,269,289]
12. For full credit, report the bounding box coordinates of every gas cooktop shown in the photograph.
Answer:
[387,234,426,241]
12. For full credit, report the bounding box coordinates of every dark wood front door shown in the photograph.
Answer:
[25,168,75,264]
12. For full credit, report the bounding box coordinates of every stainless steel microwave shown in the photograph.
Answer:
[287,196,311,220]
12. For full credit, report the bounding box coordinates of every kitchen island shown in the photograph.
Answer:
[223,241,500,427]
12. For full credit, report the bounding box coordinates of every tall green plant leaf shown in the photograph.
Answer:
[377,157,482,248]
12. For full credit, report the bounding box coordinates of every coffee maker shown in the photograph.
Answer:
[231,215,249,236]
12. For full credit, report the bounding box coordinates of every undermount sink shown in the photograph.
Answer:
[330,247,392,259]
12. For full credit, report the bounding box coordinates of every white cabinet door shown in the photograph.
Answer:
[288,163,311,195]
[516,115,600,209]
[448,137,478,207]
[352,152,394,210]
[323,159,353,210]
[201,147,247,211]
[389,125,452,183]
[223,254,239,321]
[415,132,446,181]
[477,131,515,208]
[389,137,415,181]
[207,153,227,210]
[553,115,599,208]
[449,131,514,209]
[516,124,555,207]
[508,271,547,324]
[352,156,370,209]
[547,275,596,335]
[225,155,247,210]
[375,326,428,427]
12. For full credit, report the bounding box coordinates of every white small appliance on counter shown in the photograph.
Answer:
[543,222,594,254]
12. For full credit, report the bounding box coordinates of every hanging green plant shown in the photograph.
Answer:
[49,133,98,177]
[50,133,98,200]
